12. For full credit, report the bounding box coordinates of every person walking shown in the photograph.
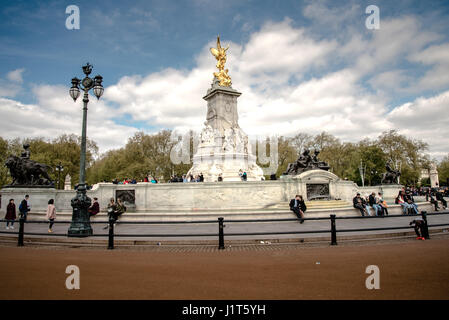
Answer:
[5,199,16,230]
[289,195,306,224]
[19,195,30,221]
[46,199,56,233]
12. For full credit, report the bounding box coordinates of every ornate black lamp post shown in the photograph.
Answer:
[68,63,104,237]
[55,162,64,189]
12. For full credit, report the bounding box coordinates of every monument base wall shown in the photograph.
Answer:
[1,172,403,216]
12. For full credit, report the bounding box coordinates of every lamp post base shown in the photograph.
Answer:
[68,184,92,238]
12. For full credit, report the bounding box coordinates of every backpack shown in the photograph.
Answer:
[19,202,24,212]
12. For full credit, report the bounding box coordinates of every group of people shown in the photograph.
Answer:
[238,170,248,181]
[427,188,448,211]
[395,189,419,215]
[171,173,204,183]
[3,195,109,233]
[112,177,158,184]
[5,195,31,229]
[352,192,389,216]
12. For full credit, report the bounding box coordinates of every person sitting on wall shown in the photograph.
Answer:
[289,194,306,224]
[436,189,447,210]
[88,197,100,217]
[353,193,368,216]
[377,192,389,216]
[368,192,381,216]
[429,191,440,211]
[406,190,419,215]
[364,194,373,216]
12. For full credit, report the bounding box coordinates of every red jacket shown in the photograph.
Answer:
[5,203,16,220]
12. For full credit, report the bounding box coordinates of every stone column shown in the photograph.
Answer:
[429,163,439,188]
[64,174,72,190]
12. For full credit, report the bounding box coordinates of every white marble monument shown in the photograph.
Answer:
[187,37,263,182]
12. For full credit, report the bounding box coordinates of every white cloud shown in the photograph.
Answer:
[1,15,449,160]
[408,43,449,90]
[387,90,449,158]
[7,68,25,83]
[0,68,25,97]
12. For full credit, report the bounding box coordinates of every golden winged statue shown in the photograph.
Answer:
[210,36,232,87]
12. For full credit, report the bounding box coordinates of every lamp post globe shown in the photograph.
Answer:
[68,63,103,237]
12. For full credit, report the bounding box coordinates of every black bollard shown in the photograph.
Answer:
[218,217,225,250]
[18,217,24,247]
[330,214,337,246]
[108,217,114,250]
[421,211,430,240]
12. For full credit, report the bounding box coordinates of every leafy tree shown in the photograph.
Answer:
[0,135,97,189]
[377,130,429,186]
[438,154,449,186]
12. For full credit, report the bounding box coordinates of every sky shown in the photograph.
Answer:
[0,0,449,160]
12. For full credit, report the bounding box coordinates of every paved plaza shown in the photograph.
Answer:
[1,237,448,299]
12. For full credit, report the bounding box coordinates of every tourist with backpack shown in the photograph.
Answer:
[19,195,30,221]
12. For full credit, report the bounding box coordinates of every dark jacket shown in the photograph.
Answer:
[88,202,100,216]
[19,199,29,213]
[289,199,307,212]
[353,196,366,207]
[436,191,444,201]
[5,203,16,220]
[368,194,377,206]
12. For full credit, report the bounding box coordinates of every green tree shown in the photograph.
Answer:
[377,130,429,186]
[438,154,449,186]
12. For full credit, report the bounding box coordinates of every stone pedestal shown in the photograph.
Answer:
[430,163,439,188]
[187,78,264,182]
[64,174,72,190]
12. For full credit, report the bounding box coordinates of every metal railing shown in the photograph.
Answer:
[1,210,449,249]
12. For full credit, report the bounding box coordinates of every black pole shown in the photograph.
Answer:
[421,210,430,239]
[18,217,24,247]
[108,217,114,250]
[218,217,225,250]
[330,214,337,245]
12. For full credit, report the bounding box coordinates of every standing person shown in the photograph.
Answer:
[238,169,243,180]
[217,173,223,182]
[5,199,16,230]
[104,198,117,229]
[88,197,100,217]
[46,199,56,233]
[289,195,307,224]
[19,195,30,221]
[242,171,247,181]
[199,173,204,182]
[353,193,368,216]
